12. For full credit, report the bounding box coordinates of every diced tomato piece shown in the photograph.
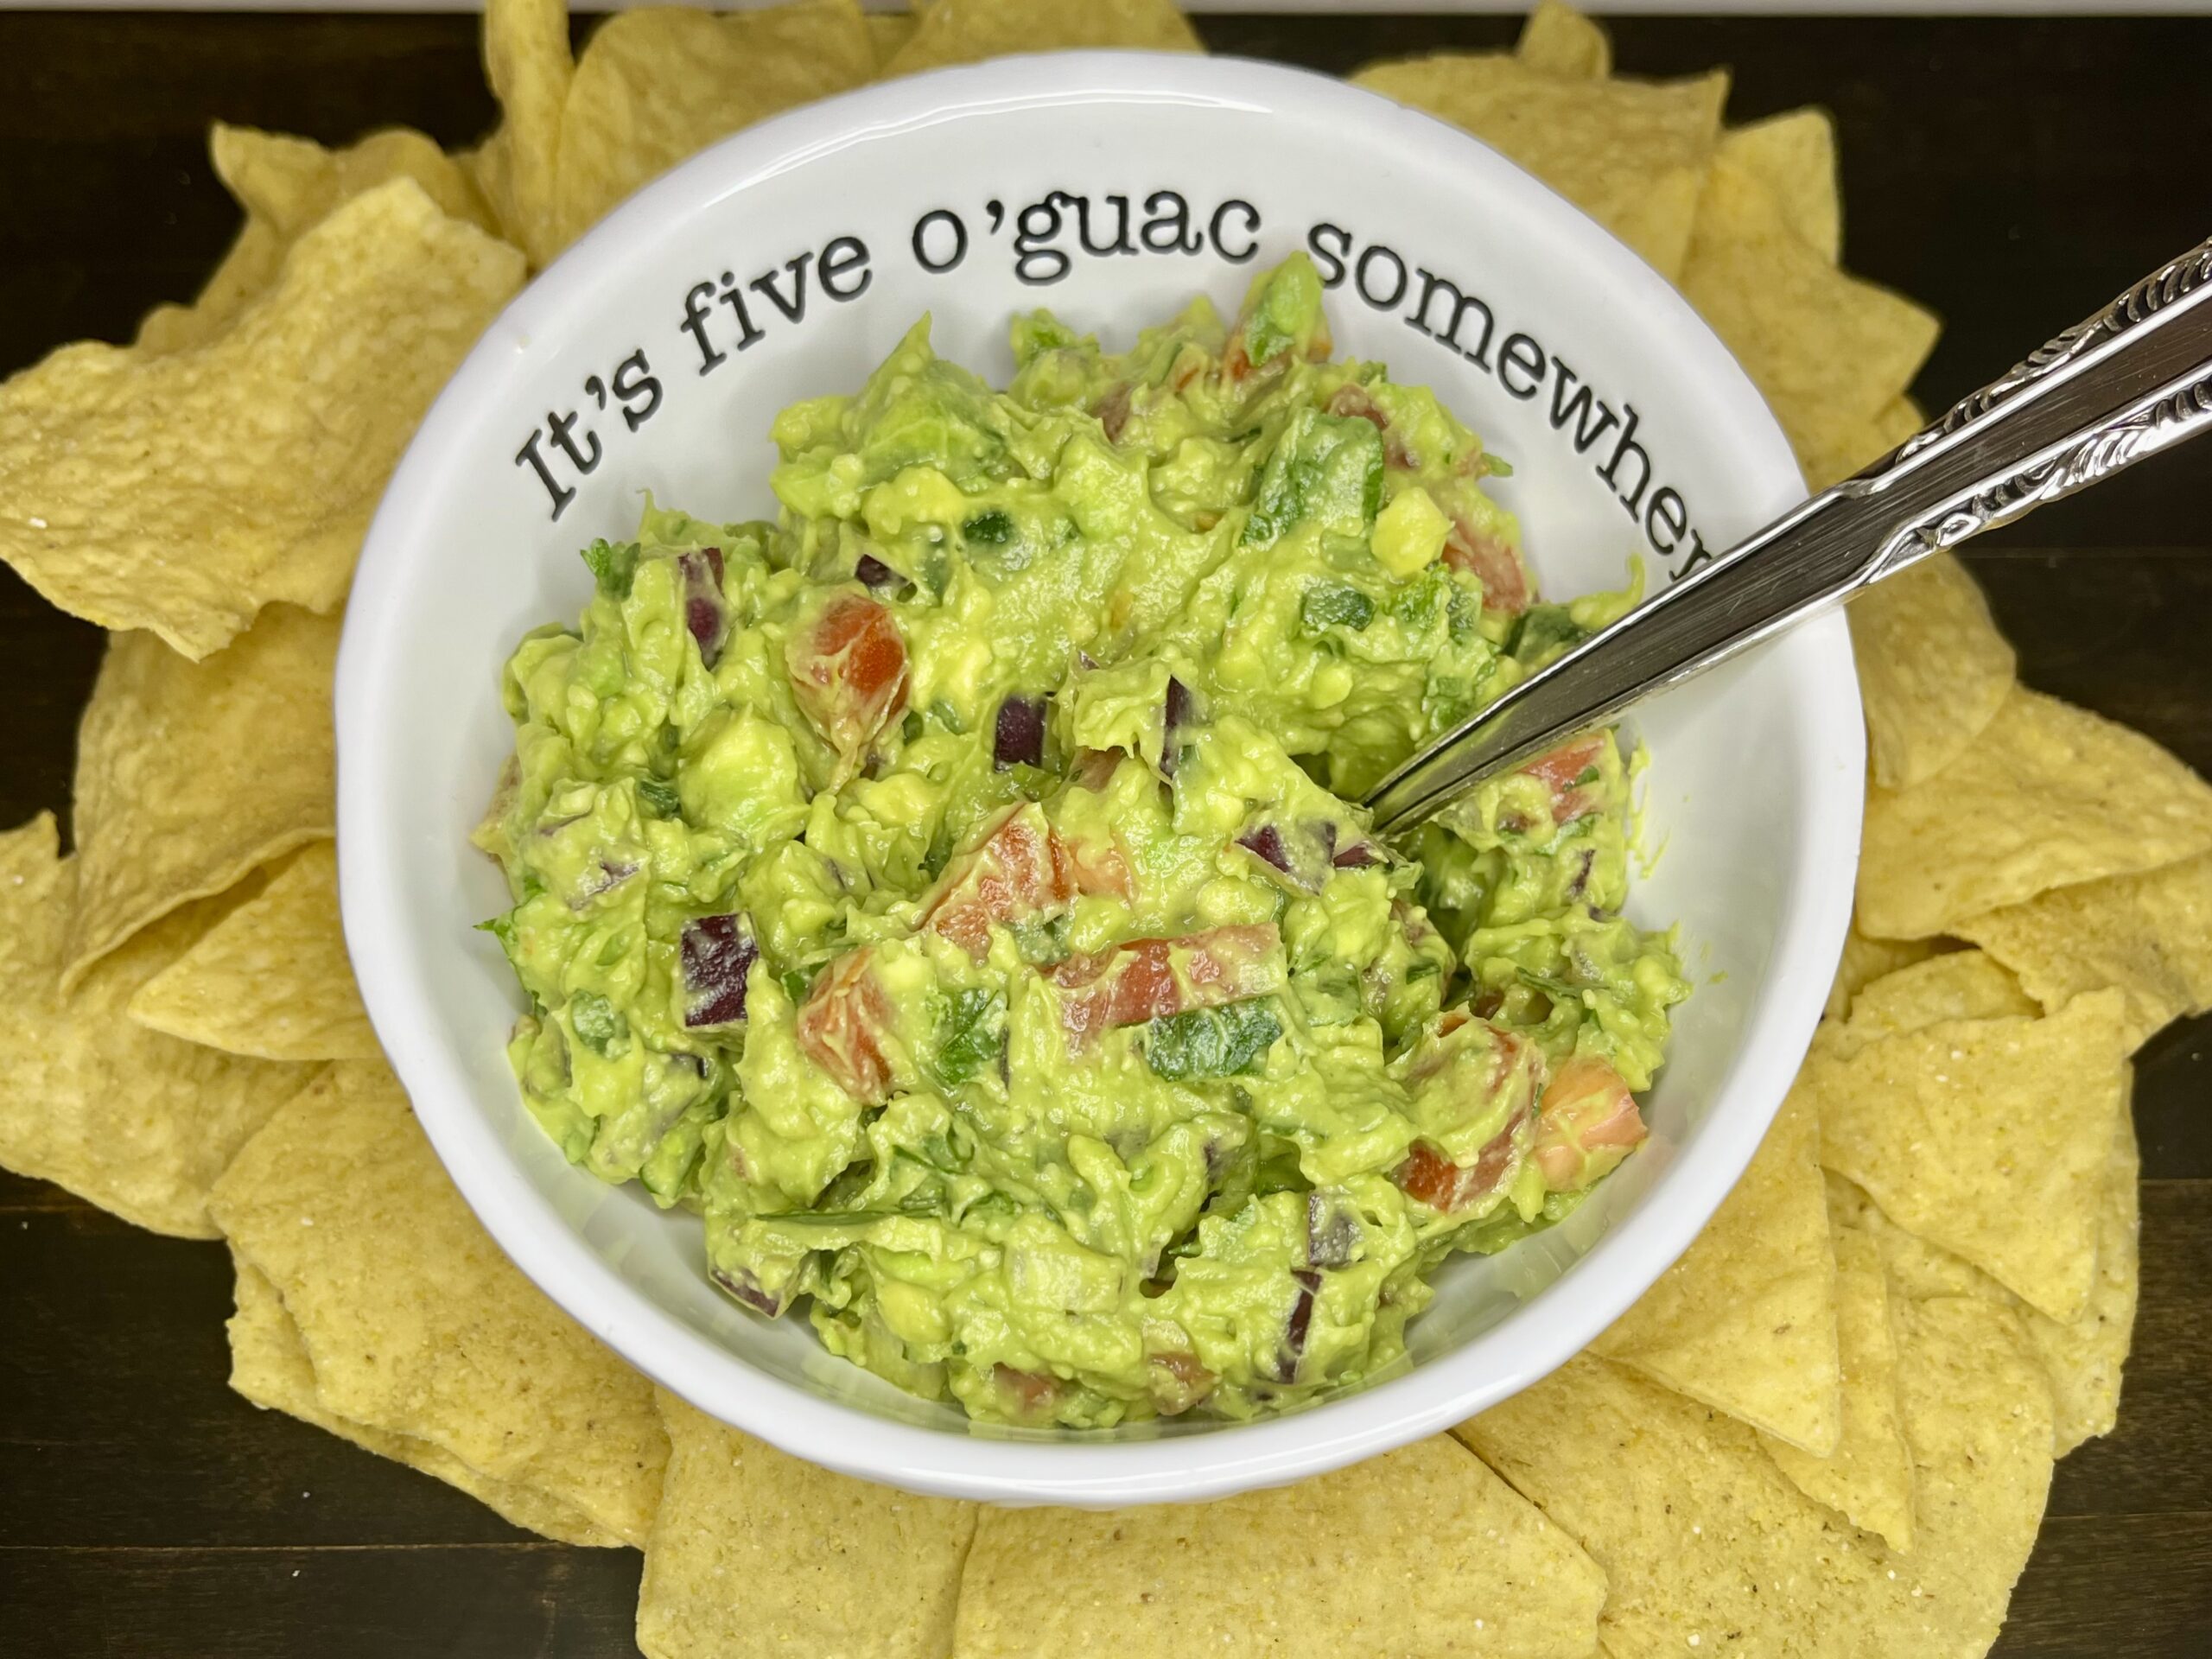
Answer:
[1533,1055,1646,1192]
[918,804,1134,962]
[1147,1350,1216,1415]
[1441,519,1530,616]
[1325,385,1417,469]
[1395,1109,1529,1213]
[993,1363,1063,1420]
[795,949,896,1103]
[1518,733,1607,827]
[1049,924,1283,1046]
[788,593,908,761]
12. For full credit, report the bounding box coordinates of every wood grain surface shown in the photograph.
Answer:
[0,12,2206,1656]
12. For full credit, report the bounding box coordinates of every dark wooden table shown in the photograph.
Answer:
[1,11,2207,1656]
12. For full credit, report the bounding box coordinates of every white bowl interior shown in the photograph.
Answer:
[339,55,1862,1506]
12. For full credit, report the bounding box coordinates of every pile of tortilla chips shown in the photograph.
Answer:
[0,3,2194,1655]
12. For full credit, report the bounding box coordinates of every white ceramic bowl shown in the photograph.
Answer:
[338,53,1861,1508]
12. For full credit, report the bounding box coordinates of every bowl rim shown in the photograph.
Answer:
[337,48,1863,1507]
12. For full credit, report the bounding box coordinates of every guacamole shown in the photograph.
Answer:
[475,254,1689,1427]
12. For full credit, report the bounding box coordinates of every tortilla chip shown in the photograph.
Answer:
[0,181,525,659]
[1836,948,2037,1052]
[207,1060,667,1545]
[1811,988,2130,1323]
[480,0,575,266]
[950,1434,1605,1659]
[1719,108,1840,262]
[0,814,316,1236]
[1857,687,2212,939]
[554,1,876,251]
[1353,55,1726,282]
[867,10,918,67]
[1832,1088,2140,1457]
[1850,553,2017,791]
[1955,851,2212,1050]
[1679,151,1938,486]
[1797,391,1925,492]
[1595,1082,1841,1455]
[639,1389,975,1659]
[64,607,338,988]
[1460,1297,2051,1657]
[1826,929,1943,1020]
[127,840,376,1063]
[883,0,1202,77]
[135,219,289,354]
[227,1249,621,1547]
[1760,1223,1916,1550]
[1516,1,1611,79]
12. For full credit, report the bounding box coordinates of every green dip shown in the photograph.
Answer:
[475,254,1690,1427]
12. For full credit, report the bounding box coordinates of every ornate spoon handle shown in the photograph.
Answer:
[1363,236,2212,837]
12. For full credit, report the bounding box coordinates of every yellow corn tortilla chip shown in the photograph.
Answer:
[0,181,525,659]
[554,0,876,252]
[951,1433,1605,1659]
[1595,1081,1841,1456]
[0,814,316,1236]
[1858,687,2212,939]
[1831,1084,2140,1458]
[1796,390,1925,492]
[884,0,1203,77]
[1353,55,1726,282]
[639,1389,975,1659]
[227,1249,621,1547]
[127,840,376,1063]
[1719,108,1841,262]
[207,1060,668,1545]
[867,10,918,67]
[63,607,338,988]
[213,123,493,242]
[1811,988,2129,1323]
[135,219,288,354]
[480,0,575,266]
[1955,851,2212,1050]
[1460,1297,2052,1657]
[1836,947,2037,1052]
[1849,553,2017,791]
[1680,152,1938,486]
[1516,1,1611,79]
[1760,1223,1916,1551]
[1826,928,1943,1020]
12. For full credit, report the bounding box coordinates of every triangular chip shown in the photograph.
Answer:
[127,840,377,1063]
[1831,1086,2140,1459]
[135,218,288,355]
[1719,108,1841,262]
[950,1433,1605,1659]
[1595,1082,1841,1455]
[1679,150,1937,486]
[1955,851,2212,1050]
[553,0,876,252]
[1516,0,1611,79]
[1353,54,1726,281]
[208,1060,667,1545]
[1760,1223,1916,1550]
[0,181,524,658]
[1835,948,2037,1052]
[1459,1297,2052,1657]
[883,0,1202,78]
[1858,687,2212,939]
[1811,988,2130,1322]
[1797,391,1925,493]
[227,1249,621,1547]
[639,1389,976,1659]
[0,814,316,1237]
[479,0,575,266]
[1826,928,1943,1020]
[866,10,917,67]
[1849,553,2017,791]
[64,606,339,988]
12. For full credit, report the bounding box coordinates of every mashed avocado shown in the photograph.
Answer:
[475,255,1689,1427]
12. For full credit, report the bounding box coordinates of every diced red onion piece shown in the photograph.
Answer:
[681,912,758,1027]
[993,694,1048,770]
[1237,824,1291,874]
[710,1265,784,1317]
[678,548,728,666]
[855,553,901,589]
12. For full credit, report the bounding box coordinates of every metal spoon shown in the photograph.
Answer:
[1362,235,2212,836]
